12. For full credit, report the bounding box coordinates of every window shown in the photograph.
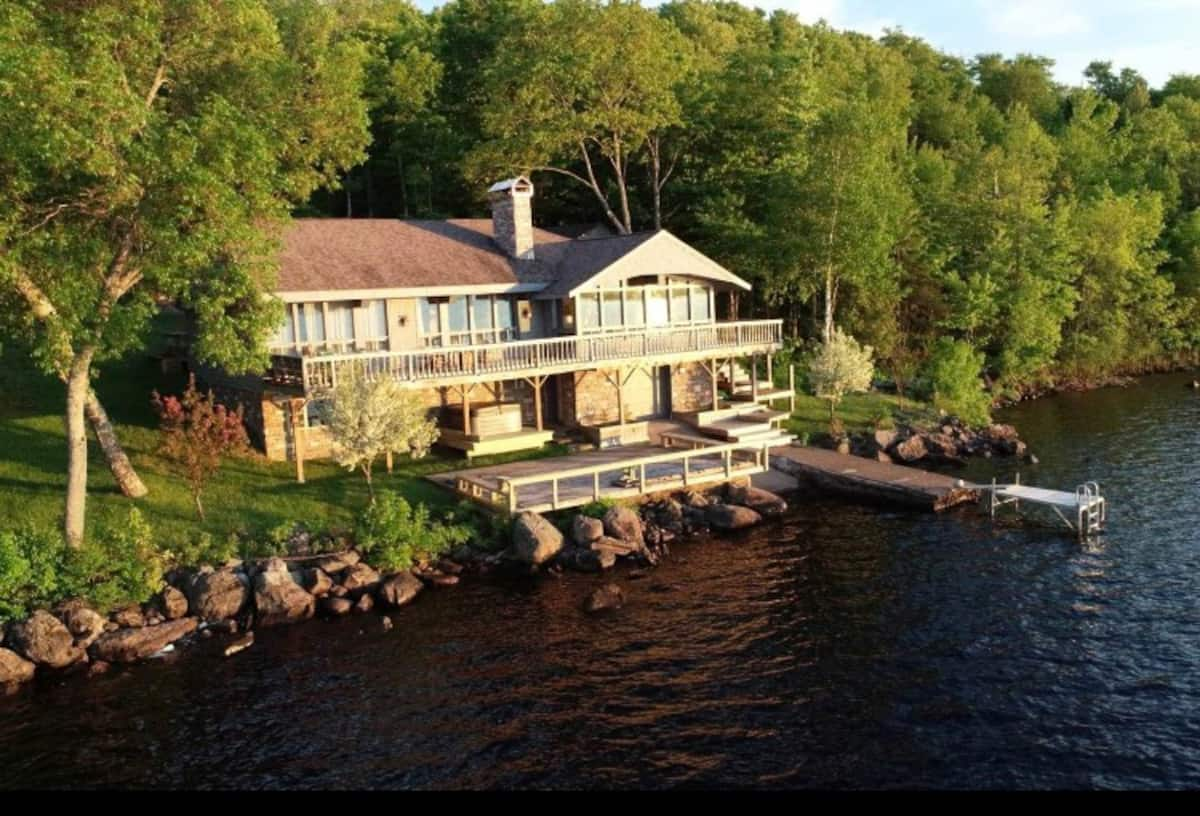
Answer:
[578,293,600,329]
[419,298,442,346]
[367,300,388,346]
[646,287,669,327]
[326,302,354,350]
[447,296,469,344]
[624,290,645,326]
[273,310,296,350]
[305,400,329,428]
[690,287,711,322]
[670,286,690,323]
[495,297,515,339]
[470,295,493,342]
[602,292,623,327]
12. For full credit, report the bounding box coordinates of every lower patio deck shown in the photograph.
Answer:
[429,439,770,514]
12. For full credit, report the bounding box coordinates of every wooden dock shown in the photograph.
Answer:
[769,445,979,511]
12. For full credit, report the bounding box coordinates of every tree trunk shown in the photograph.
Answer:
[64,349,95,547]
[194,491,205,522]
[85,392,148,498]
[824,266,835,343]
[363,464,374,503]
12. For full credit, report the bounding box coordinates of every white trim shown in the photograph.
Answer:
[275,282,546,303]
[564,231,751,298]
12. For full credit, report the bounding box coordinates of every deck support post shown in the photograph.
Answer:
[751,354,760,402]
[386,450,393,474]
[289,398,306,484]
[709,357,720,411]
[789,364,796,413]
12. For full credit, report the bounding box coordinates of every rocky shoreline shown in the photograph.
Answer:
[0,478,789,692]
[836,417,1035,468]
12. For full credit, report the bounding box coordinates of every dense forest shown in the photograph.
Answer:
[304,0,1200,399]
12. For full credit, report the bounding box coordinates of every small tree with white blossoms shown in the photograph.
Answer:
[808,328,875,430]
[322,375,440,502]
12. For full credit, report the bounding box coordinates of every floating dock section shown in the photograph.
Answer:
[769,446,979,511]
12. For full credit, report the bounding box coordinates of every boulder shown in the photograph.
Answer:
[59,601,107,649]
[706,503,763,531]
[328,584,349,599]
[650,499,685,534]
[835,437,851,455]
[727,483,788,517]
[301,567,334,597]
[422,573,459,587]
[682,490,710,508]
[354,593,374,614]
[253,569,315,627]
[9,611,83,668]
[510,511,564,566]
[316,550,361,574]
[557,547,616,573]
[873,428,898,451]
[185,568,250,622]
[893,435,927,463]
[0,648,35,685]
[378,572,424,608]
[159,586,189,621]
[924,432,960,457]
[89,618,198,664]
[591,535,639,558]
[320,596,354,617]
[436,559,464,576]
[111,604,145,629]
[380,616,394,632]
[875,451,894,464]
[583,584,625,614]
[223,632,255,658]
[571,515,605,547]
[602,505,644,548]
[340,562,382,597]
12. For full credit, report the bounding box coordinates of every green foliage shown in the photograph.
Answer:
[355,492,471,572]
[920,339,992,428]
[0,509,163,621]
[0,526,63,621]
[324,374,440,499]
[807,328,875,423]
[169,531,240,570]
[578,497,620,520]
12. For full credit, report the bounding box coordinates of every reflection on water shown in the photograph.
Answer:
[1,373,1198,789]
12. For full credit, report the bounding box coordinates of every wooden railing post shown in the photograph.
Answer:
[789,364,796,413]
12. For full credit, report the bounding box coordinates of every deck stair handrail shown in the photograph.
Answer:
[495,440,771,513]
[275,319,783,394]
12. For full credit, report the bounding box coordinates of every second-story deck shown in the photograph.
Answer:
[267,319,783,395]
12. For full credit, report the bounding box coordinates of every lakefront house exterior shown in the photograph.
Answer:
[198,177,789,476]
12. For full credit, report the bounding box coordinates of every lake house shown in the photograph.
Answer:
[199,177,789,478]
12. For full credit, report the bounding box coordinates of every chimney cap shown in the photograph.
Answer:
[488,176,534,195]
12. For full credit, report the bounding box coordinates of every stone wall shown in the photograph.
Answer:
[670,361,715,414]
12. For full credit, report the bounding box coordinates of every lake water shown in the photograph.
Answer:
[2,373,1198,789]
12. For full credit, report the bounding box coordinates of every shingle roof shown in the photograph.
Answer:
[534,231,661,299]
[275,218,746,298]
[275,218,571,294]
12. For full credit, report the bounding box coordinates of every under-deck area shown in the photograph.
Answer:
[429,439,771,514]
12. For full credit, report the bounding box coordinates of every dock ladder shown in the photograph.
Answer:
[988,473,1107,539]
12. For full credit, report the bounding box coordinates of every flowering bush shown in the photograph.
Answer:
[151,374,250,520]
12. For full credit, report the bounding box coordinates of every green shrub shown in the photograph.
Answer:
[356,492,471,572]
[60,509,164,613]
[919,338,993,427]
[169,530,239,570]
[578,497,619,519]
[0,526,64,622]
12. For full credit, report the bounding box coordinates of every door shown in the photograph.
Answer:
[652,365,672,418]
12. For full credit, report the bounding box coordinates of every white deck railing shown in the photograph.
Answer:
[269,319,783,394]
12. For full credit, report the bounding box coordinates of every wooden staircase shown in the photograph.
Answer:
[676,401,796,449]
[720,362,794,405]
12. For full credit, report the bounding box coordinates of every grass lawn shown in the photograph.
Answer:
[0,323,567,544]
[783,390,939,440]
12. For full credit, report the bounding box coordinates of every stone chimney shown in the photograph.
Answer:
[488,176,535,260]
